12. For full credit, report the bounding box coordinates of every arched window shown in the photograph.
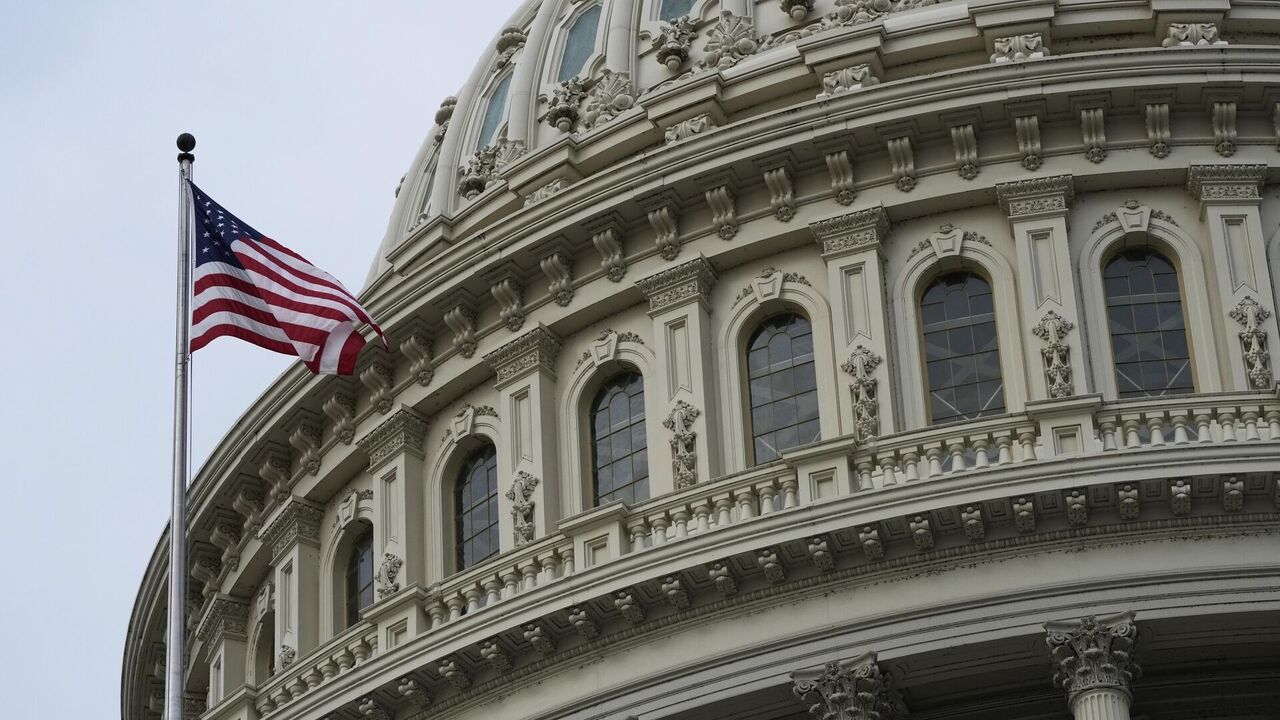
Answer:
[747,313,820,464]
[659,0,695,21]
[1103,248,1194,397]
[343,525,374,628]
[476,73,512,150]
[921,272,1006,424]
[252,614,275,683]
[558,5,601,82]
[455,445,500,571]
[591,372,649,505]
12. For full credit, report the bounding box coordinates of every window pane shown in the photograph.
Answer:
[1103,249,1194,398]
[455,445,499,570]
[476,74,512,150]
[591,373,649,506]
[345,527,373,628]
[746,313,821,464]
[921,272,1006,424]
[558,5,601,82]
[659,0,695,21]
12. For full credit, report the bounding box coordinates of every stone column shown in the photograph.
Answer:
[635,256,720,490]
[792,651,898,720]
[1187,165,1278,391]
[1045,611,1141,720]
[484,325,562,552]
[996,175,1087,400]
[194,595,249,705]
[356,406,429,593]
[809,206,895,440]
[260,497,324,665]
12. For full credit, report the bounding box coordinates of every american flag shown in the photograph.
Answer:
[189,181,385,375]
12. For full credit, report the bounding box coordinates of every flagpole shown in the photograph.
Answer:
[165,132,196,720]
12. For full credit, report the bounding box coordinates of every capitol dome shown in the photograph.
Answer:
[125,2,1280,719]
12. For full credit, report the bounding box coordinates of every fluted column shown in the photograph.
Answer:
[636,256,720,491]
[1045,611,1141,720]
[1187,165,1279,391]
[791,651,898,720]
[484,325,562,552]
[810,206,895,440]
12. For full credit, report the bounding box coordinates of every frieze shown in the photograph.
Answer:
[1187,164,1266,203]
[195,595,250,645]
[357,406,429,470]
[809,206,890,256]
[260,497,324,562]
[995,175,1074,218]
[484,325,561,385]
[635,256,717,313]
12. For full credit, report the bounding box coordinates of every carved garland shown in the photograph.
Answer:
[663,401,700,489]
[1228,296,1273,389]
[841,346,882,440]
[506,471,540,547]
[1031,311,1075,399]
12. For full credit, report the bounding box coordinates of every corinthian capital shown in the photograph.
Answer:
[1045,611,1141,703]
[792,651,897,720]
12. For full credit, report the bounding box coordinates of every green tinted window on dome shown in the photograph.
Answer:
[557,4,601,82]
[659,0,695,21]
[476,73,512,150]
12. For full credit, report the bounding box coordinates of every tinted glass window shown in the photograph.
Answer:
[1103,248,1194,397]
[455,445,500,571]
[921,272,1006,424]
[344,526,374,627]
[558,5,601,82]
[476,74,512,150]
[747,313,821,464]
[591,372,649,505]
[659,0,695,21]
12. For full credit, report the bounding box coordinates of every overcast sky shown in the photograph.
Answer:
[0,1,524,715]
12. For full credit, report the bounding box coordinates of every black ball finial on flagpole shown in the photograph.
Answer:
[177,133,196,163]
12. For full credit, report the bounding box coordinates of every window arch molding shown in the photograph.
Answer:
[560,333,659,516]
[893,234,1029,430]
[246,611,275,685]
[719,272,841,473]
[426,412,504,579]
[1079,212,1222,400]
[317,487,375,639]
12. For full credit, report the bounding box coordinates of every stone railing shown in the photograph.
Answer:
[232,390,1279,719]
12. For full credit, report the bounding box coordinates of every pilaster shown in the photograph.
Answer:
[1187,165,1279,391]
[996,175,1088,400]
[356,405,429,592]
[635,256,720,490]
[1045,611,1141,720]
[259,496,323,663]
[195,595,250,706]
[810,206,895,438]
[484,325,562,551]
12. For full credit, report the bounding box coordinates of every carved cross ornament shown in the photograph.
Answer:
[840,346,882,440]
[1229,296,1273,389]
[663,401,700,489]
[1045,612,1141,703]
[792,651,897,720]
[505,471,540,547]
[1031,311,1075,398]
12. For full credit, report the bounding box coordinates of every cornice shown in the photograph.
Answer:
[809,205,891,257]
[259,496,324,563]
[634,255,718,314]
[195,595,250,646]
[1186,163,1267,204]
[995,174,1075,220]
[357,405,429,471]
[483,324,561,386]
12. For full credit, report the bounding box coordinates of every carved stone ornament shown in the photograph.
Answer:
[665,113,717,144]
[581,70,635,130]
[448,403,498,443]
[433,96,458,144]
[1186,163,1267,203]
[908,223,989,260]
[333,488,373,530]
[483,325,561,385]
[260,497,324,562]
[887,136,915,192]
[1045,612,1141,703]
[457,137,526,199]
[664,400,700,489]
[525,178,566,207]
[278,644,297,669]
[1090,199,1178,234]
[1080,107,1107,163]
[780,0,815,21]
[542,76,587,133]
[443,305,478,358]
[1229,296,1273,389]
[653,15,696,72]
[792,652,897,720]
[1162,22,1226,47]
[810,206,890,255]
[357,407,429,470]
[495,25,527,68]
[841,346,882,440]
[491,276,525,331]
[995,175,1074,219]
[1015,114,1042,170]
[765,0,940,47]
[375,553,403,599]
[358,696,393,720]
[635,256,717,313]
[323,391,356,445]
[1032,311,1075,398]
[576,329,645,369]
[733,266,811,305]
[698,12,761,72]
[195,596,250,645]
[648,204,680,261]
[990,33,1046,63]
[506,471,540,546]
[816,64,879,100]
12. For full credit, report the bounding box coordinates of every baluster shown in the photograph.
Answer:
[445,593,465,622]
[1266,410,1280,440]
[1018,431,1038,461]
[540,552,562,583]
[947,441,966,472]
[757,483,779,514]
[319,657,339,680]
[692,501,713,532]
[270,687,291,709]
[878,458,898,486]
[1170,414,1190,444]
[995,434,1014,464]
[781,478,800,509]
[1147,415,1166,446]
[1097,420,1118,451]
[713,495,734,526]
[1219,411,1238,442]
[350,637,372,665]
[334,647,355,673]
[925,446,945,477]
[671,508,690,539]
[650,516,671,545]
[424,596,446,629]
[561,547,575,576]
[1123,418,1142,448]
[501,569,520,600]
[855,458,875,489]
[520,560,540,592]
[971,438,990,468]
[901,451,921,480]
[734,487,758,520]
[483,577,502,606]
[628,520,649,553]
[464,585,483,613]
[1242,410,1261,441]
[1195,413,1213,443]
